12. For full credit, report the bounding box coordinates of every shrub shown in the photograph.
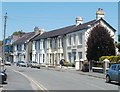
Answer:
[99,56,120,63]
[63,62,75,67]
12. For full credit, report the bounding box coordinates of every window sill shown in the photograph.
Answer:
[73,44,76,46]
[67,44,72,46]
[77,44,83,46]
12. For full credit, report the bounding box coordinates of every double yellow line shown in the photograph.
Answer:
[13,69,49,92]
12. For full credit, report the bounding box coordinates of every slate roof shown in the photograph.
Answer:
[32,18,116,41]
[32,20,95,41]
[14,32,35,45]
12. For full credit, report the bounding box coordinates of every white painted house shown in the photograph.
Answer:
[13,27,44,63]
[31,9,116,65]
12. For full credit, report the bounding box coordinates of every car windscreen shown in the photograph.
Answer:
[18,61,24,63]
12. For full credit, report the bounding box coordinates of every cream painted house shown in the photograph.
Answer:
[31,9,116,65]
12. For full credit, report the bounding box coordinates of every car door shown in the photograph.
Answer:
[115,65,120,82]
[113,65,119,81]
[110,65,117,81]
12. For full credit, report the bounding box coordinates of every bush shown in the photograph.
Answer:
[63,62,75,67]
[99,56,120,63]
[93,62,103,68]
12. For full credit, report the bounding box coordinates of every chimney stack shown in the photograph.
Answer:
[76,17,83,26]
[40,29,45,35]
[96,8,104,20]
[34,27,45,35]
[34,27,40,35]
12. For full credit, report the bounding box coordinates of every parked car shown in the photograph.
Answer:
[0,70,7,84]
[106,64,120,83]
[27,61,40,69]
[4,61,11,66]
[16,61,27,67]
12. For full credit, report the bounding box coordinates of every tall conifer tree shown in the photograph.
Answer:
[86,25,115,61]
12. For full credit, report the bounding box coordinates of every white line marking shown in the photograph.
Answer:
[13,69,49,92]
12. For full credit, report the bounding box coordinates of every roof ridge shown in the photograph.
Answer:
[32,19,97,41]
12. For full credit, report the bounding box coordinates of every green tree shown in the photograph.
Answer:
[118,34,120,42]
[86,25,115,61]
[0,41,3,46]
[116,34,120,52]
[12,30,25,36]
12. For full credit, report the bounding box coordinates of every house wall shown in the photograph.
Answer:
[65,30,86,63]
[31,20,116,65]
[32,36,65,65]
[14,43,26,63]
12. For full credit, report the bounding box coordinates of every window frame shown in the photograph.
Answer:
[78,33,83,45]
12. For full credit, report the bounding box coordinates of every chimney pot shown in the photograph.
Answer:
[96,8,105,20]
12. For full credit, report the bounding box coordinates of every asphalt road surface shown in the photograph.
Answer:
[1,65,119,91]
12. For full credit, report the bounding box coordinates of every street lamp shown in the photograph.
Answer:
[2,12,7,70]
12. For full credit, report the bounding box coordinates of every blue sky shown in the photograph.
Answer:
[1,2,118,41]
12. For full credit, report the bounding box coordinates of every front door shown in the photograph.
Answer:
[72,52,76,62]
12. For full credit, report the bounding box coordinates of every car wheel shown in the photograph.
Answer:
[106,75,111,83]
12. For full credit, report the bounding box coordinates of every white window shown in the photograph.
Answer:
[17,44,22,51]
[73,34,76,45]
[50,39,52,48]
[78,52,82,60]
[47,40,49,48]
[54,38,57,49]
[22,44,24,51]
[24,43,26,50]
[73,52,76,61]
[68,35,71,46]
[32,41,35,50]
[50,54,52,63]
[43,40,45,49]
[58,38,60,47]
[38,41,40,50]
[68,53,71,62]
[35,41,37,50]
[14,45,17,51]
[61,38,64,47]
[79,33,83,44]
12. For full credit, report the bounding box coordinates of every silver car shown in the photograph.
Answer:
[16,61,27,67]
[106,64,120,83]
[27,61,40,69]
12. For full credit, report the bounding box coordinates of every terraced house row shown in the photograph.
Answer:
[13,9,116,65]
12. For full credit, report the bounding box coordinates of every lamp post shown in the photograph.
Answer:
[2,12,7,70]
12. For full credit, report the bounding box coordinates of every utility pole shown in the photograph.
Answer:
[2,12,7,70]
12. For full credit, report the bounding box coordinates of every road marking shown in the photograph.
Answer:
[13,69,49,92]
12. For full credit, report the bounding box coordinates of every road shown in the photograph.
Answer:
[1,65,119,91]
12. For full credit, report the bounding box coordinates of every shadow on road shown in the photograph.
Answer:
[106,82,120,86]
[2,82,8,85]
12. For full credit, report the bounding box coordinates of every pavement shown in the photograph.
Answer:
[41,65,106,79]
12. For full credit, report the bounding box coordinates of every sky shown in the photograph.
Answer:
[1,2,118,41]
